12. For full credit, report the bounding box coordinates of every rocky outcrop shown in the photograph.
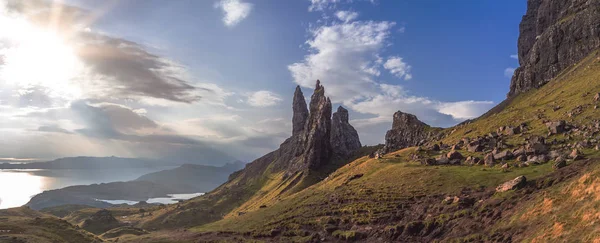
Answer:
[292,86,309,136]
[384,111,436,152]
[81,209,122,234]
[293,81,333,171]
[508,0,600,97]
[331,106,362,158]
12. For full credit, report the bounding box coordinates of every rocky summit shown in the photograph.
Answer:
[383,110,439,152]
[508,0,600,97]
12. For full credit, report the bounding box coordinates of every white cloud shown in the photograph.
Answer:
[383,56,412,80]
[288,20,396,102]
[214,0,253,27]
[309,0,342,11]
[510,54,518,59]
[437,101,495,120]
[288,18,494,132]
[335,10,358,23]
[504,67,516,78]
[246,90,283,107]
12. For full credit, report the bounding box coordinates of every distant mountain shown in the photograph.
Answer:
[26,162,245,210]
[135,161,245,193]
[0,156,241,169]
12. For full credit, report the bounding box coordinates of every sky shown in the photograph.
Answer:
[0,0,525,164]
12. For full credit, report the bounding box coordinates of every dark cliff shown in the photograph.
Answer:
[508,0,600,97]
[331,106,362,158]
[384,111,436,152]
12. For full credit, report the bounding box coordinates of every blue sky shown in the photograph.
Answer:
[0,0,526,162]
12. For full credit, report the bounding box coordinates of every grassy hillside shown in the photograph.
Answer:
[132,51,600,241]
[0,207,101,243]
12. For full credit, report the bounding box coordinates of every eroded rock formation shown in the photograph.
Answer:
[331,106,362,158]
[384,111,435,153]
[508,0,600,97]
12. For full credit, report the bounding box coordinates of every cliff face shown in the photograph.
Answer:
[384,111,433,152]
[331,106,362,158]
[508,0,600,97]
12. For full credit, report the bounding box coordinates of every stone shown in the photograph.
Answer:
[330,106,361,158]
[424,158,437,166]
[501,163,509,169]
[436,154,450,165]
[484,153,495,167]
[465,156,480,165]
[431,143,441,151]
[526,136,548,155]
[467,142,483,152]
[548,150,561,159]
[447,151,464,160]
[546,120,567,134]
[508,0,600,97]
[451,144,461,151]
[595,93,600,102]
[553,157,567,170]
[496,176,527,192]
[383,111,437,153]
[505,126,521,135]
[493,150,514,161]
[517,154,527,162]
[569,149,582,160]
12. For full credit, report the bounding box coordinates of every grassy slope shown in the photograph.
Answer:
[177,52,600,241]
[0,207,101,243]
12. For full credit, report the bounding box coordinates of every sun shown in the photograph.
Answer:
[0,14,84,102]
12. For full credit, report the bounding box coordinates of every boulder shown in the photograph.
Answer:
[595,93,600,102]
[569,149,582,160]
[447,151,464,160]
[553,157,567,170]
[484,153,495,167]
[505,126,521,135]
[493,150,514,161]
[516,154,527,162]
[546,121,567,134]
[467,142,483,152]
[436,154,450,165]
[496,176,526,192]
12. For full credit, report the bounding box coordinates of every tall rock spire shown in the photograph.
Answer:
[292,86,309,136]
[331,106,361,157]
[297,80,332,171]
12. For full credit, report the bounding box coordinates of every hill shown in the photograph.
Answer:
[26,162,244,210]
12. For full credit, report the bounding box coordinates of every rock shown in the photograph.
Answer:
[467,142,483,152]
[553,157,567,170]
[501,163,509,169]
[465,156,480,165]
[484,153,495,167]
[451,144,461,151]
[494,150,514,161]
[595,93,600,102]
[436,154,450,165]
[447,151,464,160]
[508,0,600,97]
[505,126,521,135]
[496,176,527,192]
[330,106,361,157]
[424,158,437,166]
[546,120,567,134]
[384,111,437,152]
[569,149,582,160]
[548,150,561,159]
[517,154,527,162]
[430,143,441,151]
[526,136,548,155]
[292,86,309,136]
